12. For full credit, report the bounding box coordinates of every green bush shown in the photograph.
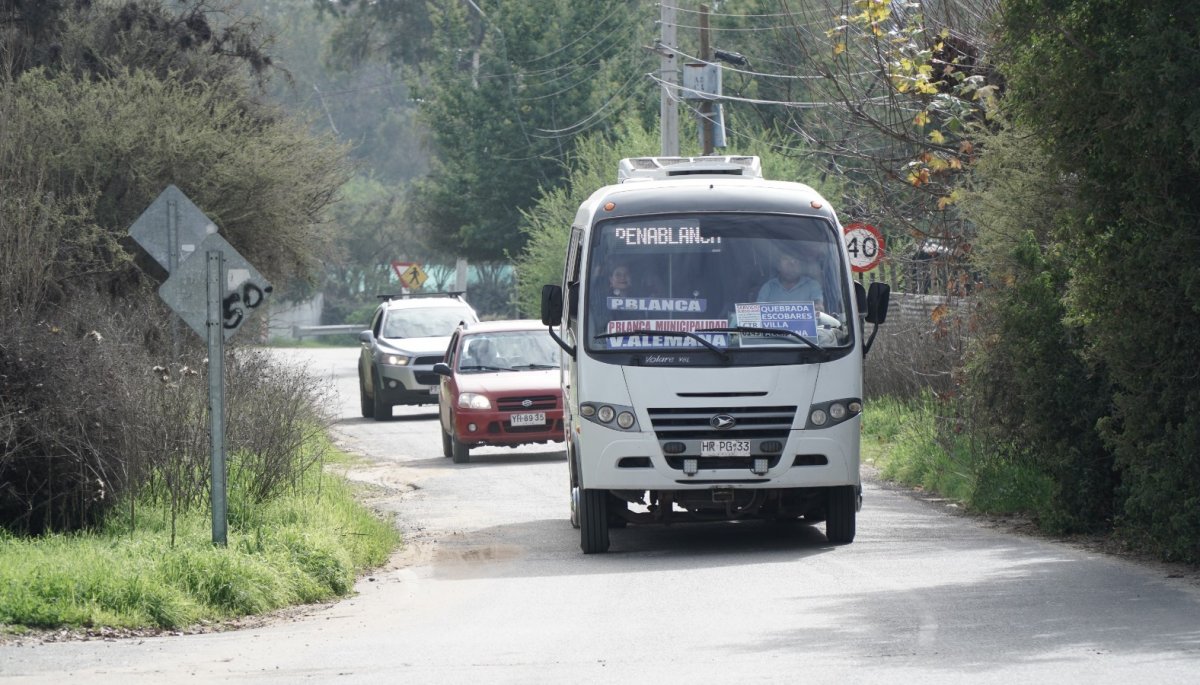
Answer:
[1001,2,1200,560]
[958,120,1116,534]
[0,2,349,534]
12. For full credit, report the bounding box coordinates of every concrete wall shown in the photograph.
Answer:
[267,293,323,341]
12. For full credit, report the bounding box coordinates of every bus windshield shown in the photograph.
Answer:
[585,213,851,353]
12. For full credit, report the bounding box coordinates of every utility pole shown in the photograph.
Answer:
[698,4,714,155]
[659,2,679,156]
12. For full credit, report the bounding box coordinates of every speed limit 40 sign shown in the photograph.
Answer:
[844,223,885,272]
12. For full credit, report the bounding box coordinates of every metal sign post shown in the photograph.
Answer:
[206,251,228,546]
[129,186,271,547]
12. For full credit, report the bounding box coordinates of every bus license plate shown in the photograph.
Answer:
[700,439,751,457]
[511,412,546,427]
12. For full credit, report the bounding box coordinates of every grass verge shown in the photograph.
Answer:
[0,443,399,635]
[862,393,1054,516]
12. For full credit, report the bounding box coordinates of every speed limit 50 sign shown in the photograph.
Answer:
[844,223,885,273]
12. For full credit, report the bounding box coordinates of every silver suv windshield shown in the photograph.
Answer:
[585,213,851,353]
[382,306,473,339]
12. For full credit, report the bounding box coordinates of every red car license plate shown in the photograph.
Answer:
[511,412,546,427]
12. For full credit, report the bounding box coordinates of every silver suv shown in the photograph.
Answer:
[358,292,478,420]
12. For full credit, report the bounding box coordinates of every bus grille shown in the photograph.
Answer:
[647,405,797,440]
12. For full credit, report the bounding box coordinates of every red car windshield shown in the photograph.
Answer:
[457,330,561,372]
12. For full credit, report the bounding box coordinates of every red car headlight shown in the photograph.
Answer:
[457,392,492,410]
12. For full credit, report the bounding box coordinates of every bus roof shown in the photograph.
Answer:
[617,156,763,182]
[576,170,835,227]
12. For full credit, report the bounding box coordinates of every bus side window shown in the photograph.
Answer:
[565,227,583,324]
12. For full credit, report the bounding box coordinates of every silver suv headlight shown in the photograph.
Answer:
[383,354,412,366]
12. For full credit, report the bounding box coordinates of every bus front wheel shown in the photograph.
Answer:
[824,485,857,544]
[579,488,610,554]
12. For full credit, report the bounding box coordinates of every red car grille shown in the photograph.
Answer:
[497,395,557,411]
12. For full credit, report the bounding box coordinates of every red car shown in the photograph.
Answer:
[434,319,564,463]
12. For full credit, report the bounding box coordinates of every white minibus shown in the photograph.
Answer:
[541,156,890,553]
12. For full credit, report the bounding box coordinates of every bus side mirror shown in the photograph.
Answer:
[541,284,563,326]
[865,282,890,325]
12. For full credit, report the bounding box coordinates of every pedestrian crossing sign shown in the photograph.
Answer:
[398,263,427,289]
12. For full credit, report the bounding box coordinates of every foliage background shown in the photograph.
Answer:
[994,0,1200,559]
[2,0,1199,564]
[222,0,1200,561]
[0,0,349,532]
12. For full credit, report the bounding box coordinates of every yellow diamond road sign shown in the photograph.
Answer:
[400,263,427,289]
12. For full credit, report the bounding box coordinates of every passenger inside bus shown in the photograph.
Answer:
[590,261,628,331]
[757,243,825,312]
[605,262,635,297]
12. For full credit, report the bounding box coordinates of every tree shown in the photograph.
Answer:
[247,0,429,315]
[692,0,1002,292]
[0,0,349,532]
[325,0,656,261]
[1001,0,1200,561]
[958,118,1116,533]
[1,0,349,291]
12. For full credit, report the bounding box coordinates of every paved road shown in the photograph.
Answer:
[3,347,1199,684]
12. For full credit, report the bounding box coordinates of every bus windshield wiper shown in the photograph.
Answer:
[697,326,829,359]
[594,331,731,363]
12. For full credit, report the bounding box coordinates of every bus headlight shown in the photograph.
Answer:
[806,398,862,429]
[580,402,639,432]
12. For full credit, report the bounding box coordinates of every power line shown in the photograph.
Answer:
[472,10,642,84]
[659,43,877,81]
[522,2,632,64]
[662,3,827,21]
[658,19,835,33]
[517,54,656,103]
[647,72,892,110]
[533,70,649,138]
